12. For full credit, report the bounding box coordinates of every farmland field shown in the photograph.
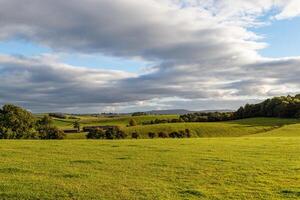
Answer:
[0,137,299,199]
[1,116,300,199]
[61,116,300,139]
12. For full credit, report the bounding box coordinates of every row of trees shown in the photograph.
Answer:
[86,128,192,139]
[142,118,184,125]
[86,127,127,139]
[179,112,234,122]
[0,104,65,139]
[235,95,300,119]
[180,95,300,122]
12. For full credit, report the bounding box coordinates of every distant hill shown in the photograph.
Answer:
[144,109,233,115]
[145,109,193,115]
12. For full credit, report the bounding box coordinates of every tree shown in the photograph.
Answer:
[36,115,53,130]
[39,126,65,140]
[148,132,156,138]
[131,132,139,139]
[114,129,127,139]
[0,104,36,139]
[86,128,105,139]
[129,119,137,126]
[185,129,191,138]
[158,131,168,138]
[73,121,81,132]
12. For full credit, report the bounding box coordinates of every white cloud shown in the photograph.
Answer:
[0,0,300,112]
[274,0,300,20]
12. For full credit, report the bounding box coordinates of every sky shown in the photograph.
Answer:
[0,0,300,113]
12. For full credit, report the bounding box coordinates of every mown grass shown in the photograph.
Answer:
[0,137,299,199]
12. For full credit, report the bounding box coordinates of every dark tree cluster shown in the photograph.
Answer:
[180,94,300,122]
[0,104,36,139]
[0,104,65,139]
[234,95,300,119]
[36,115,65,139]
[142,118,183,125]
[148,129,191,139]
[179,112,234,122]
[86,127,127,139]
[49,113,67,119]
[131,112,147,116]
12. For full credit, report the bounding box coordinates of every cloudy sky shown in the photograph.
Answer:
[0,0,300,113]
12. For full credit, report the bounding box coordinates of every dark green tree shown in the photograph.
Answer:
[73,121,81,132]
[0,104,36,139]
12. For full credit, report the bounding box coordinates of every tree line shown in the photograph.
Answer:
[86,127,192,139]
[180,94,300,122]
[234,94,300,119]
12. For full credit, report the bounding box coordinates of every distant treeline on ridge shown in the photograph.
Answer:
[180,94,300,122]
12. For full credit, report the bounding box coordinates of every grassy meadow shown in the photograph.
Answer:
[57,115,300,139]
[0,137,299,199]
[1,115,300,199]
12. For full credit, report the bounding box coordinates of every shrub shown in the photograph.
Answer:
[131,132,139,139]
[115,130,127,139]
[185,129,192,138]
[86,128,105,139]
[169,131,187,138]
[39,126,65,140]
[158,131,168,138]
[105,128,115,139]
[129,119,137,126]
[169,131,178,138]
[178,130,185,138]
[148,132,156,139]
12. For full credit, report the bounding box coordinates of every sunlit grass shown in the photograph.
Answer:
[0,137,299,199]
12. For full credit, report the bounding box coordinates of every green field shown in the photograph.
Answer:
[62,117,300,139]
[0,137,299,199]
[1,116,300,199]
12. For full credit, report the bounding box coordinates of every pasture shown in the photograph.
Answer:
[0,137,299,199]
[60,116,300,139]
[1,115,300,199]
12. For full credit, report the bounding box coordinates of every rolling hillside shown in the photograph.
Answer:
[62,117,300,139]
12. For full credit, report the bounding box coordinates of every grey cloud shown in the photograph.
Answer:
[0,0,300,112]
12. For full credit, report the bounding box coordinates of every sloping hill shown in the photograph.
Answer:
[253,123,300,137]
[53,114,179,129]
[122,118,300,138]
[61,116,300,139]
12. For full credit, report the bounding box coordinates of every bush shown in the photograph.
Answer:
[129,119,137,126]
[185,129,192,138]
[169,131,178,138]
[86,128,105,139]
[38,126,65,140]
[105,128,115,139]
[158,131,168,138]
[115,130,127,139]
[87,127,127,140]
[148,132,156,138]
[131,132,139,139]
[169,130,190,138]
